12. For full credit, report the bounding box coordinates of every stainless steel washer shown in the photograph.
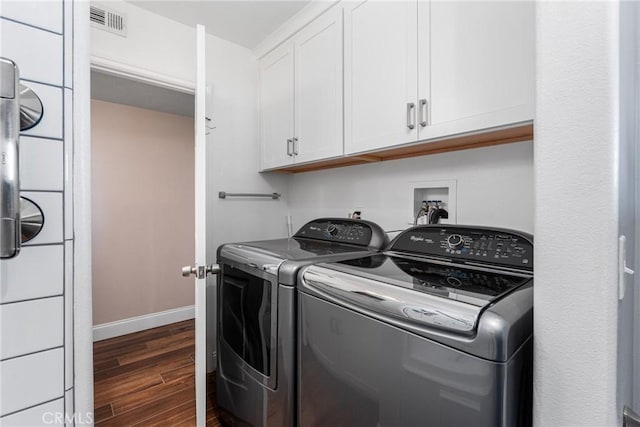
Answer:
[216,218,388,426]
[298,225,533,427]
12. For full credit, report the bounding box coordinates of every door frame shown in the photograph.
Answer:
[90,55,196,95]
[75,49,198,418]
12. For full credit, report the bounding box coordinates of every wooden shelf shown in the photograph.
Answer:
[267,123,534,174]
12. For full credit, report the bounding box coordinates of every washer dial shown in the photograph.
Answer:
[447,234,464,249]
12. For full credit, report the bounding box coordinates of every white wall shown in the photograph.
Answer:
[91,0,195,83]
[288,141,534,234]
[205,34,290,253]
[534,2,620,426]
[204,32,290,367]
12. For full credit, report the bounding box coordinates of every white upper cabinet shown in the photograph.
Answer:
[294,6,343,164]
[260,41,295,170]
[259,6,343,170]
[344,0,418,155]
[418,1,535,140]
[344,0,533,155]
[258,0,534,170]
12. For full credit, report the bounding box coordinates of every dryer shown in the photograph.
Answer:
[216,218,388,426]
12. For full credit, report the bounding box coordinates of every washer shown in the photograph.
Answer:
[216,218,388,427]
[298,225,533,427]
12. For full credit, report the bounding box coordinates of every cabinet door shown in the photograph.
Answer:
[259,41,295,170]
[344,0,418,155]
[420,1,534,140]
[294,6,343,164]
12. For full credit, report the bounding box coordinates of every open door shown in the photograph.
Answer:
[181,25,216,427]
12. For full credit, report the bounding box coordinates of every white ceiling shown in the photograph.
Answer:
[127,1,311,49]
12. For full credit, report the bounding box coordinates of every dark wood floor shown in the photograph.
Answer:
[93,319,220,426]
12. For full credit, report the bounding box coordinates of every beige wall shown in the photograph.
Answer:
[91,99,194,325]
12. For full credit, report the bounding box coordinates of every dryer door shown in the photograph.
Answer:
[219,261,278,389]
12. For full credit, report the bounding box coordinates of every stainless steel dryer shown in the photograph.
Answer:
[216,218,388,427]
[298,225,533,427]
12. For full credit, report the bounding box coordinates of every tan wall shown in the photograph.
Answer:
[91,99,194,325]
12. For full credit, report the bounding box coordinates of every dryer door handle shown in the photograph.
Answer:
[0,58,21,259]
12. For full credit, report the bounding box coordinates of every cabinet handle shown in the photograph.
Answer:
[406,102,415,130]
[293,137,299,155]
[419,99,428,127]
[287,138,293,156]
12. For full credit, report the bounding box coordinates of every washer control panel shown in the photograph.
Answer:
[295,218,387,247]
[390,226,533,270]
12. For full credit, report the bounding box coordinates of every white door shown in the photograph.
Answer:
[259,41,295,170]
[421,1,534,140]
[293,5,343,164]
[181,24,215,427]
[344,0,418,155]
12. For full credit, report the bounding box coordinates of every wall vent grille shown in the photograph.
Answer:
[90,4,127,37]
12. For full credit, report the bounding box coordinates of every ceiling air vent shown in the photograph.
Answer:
[90,4,127,37]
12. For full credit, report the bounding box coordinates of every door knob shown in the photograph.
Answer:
[182,264,221,279]
[182,266,198,277]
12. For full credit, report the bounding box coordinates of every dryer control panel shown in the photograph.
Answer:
[294,218,388,248]
[390,226,533,271]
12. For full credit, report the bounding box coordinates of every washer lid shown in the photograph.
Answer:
[301,254,531,333]
[335,253,530,307]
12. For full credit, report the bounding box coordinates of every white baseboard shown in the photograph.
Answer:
[93,305,195,342]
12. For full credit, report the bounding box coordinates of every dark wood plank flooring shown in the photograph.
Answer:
[93,319,220,426]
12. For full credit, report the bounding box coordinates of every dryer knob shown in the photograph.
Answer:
[327,224,339,236]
